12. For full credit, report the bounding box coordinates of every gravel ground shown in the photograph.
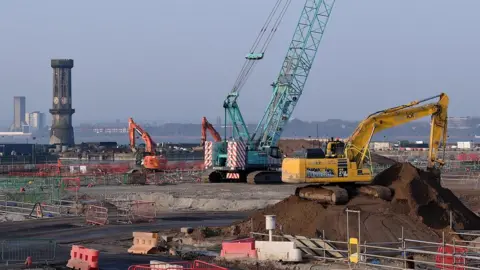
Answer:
[80,174,480,213]
[86,183,304,212]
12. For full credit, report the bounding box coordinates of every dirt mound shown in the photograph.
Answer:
[372,162,480,231]
[371,153,397,165]
[278,139,314,156]
[228,162,480,242]
[229,195,441,243]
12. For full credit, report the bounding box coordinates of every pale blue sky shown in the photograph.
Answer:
[0,0,479,125]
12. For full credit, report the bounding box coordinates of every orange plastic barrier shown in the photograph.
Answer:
[85,205,108,225]
[435,246,467,270]
[220,238,257,259]
[127,232,159,255]
[128,260,227,270]
[66,245,100,270]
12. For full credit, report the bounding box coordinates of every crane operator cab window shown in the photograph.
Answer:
[267,146,281,159]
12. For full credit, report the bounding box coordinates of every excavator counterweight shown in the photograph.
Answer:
[285,93,449,204]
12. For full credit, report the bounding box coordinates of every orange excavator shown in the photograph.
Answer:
[128,117,167,171]
[193,117,222,151]
[201,117,222,146]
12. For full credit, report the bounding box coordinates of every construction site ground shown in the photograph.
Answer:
[83,177,480,213]
[3,181,478,269]
[2,152,480,269]
[86,183,295,212]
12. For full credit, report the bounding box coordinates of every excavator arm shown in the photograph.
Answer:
[128,117,157,154]
[346,93,449,170]
[201,117,222,146]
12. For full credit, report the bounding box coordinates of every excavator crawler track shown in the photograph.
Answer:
[356,185,392,201]
[295,185,349,205]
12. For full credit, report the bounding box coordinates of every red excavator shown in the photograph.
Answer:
[201,117,222,146]
[193,117,222,151]
[128,117,167,171]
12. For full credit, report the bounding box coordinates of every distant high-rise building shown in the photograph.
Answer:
[39,113,46,130]
[25,113,30,126]
[10,96,26,132]
[28,111,46,130]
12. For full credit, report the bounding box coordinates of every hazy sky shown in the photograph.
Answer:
[0,0,479,125]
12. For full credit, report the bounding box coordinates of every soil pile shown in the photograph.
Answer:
[372,163,480,231]
[278,139,314,156]
[229,195,441,243]
[371,153,397,165]
[228,162,480,242]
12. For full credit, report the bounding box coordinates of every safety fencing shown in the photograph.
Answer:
[0,239,56,265]
[84,200,156,225]
[2,160,205,176]
[0,196,78,218]
[130,200,156,222]
[128,260,228,270]
[116,200,157,224]
[4,163,132,177]
[250,209,480,269]
[251,231,480,269]
[85,205,109,225]
[0,192,79,216]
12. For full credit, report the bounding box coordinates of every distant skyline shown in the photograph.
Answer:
[0,1,479,124]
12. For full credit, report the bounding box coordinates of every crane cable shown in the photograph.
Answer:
[230,0,292,95]
[231,0,283,94]
[236,0,292,93]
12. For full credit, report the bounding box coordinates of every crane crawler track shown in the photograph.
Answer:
[247,171,282,184]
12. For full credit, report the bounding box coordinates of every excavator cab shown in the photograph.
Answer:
[325,137,346,158]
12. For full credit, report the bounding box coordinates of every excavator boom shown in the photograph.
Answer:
[128,117,157,153]
[201,117,222,146]
[346,93,449,169]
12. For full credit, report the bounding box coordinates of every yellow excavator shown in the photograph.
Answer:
[282,93,449,204]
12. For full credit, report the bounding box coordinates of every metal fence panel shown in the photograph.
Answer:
[1,239,56,264]
[131,200,156,222]
[128,260,227,270]
[85,205,108,225]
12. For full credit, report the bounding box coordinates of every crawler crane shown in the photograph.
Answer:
[203,0,336,184]
[282,93,449,204]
